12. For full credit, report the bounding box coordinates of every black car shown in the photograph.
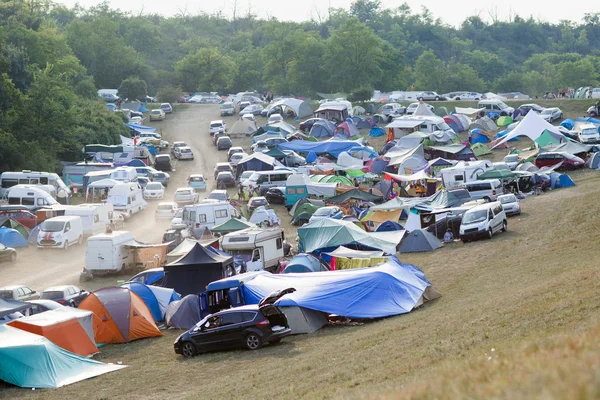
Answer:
[0,244,17,263]
[174,290,294,358]
[162,229,186,252]
[216,172,236,189]
[154,155,172,171]
[265,188,285,205]
[217,137,233,151]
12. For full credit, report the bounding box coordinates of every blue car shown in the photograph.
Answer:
[127,267,165,286]
[308,206,344,224]
[187,174,207,191]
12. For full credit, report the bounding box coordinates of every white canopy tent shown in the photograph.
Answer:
[271,98,313,118]
[413,103,437,117]
[491,111,565,149]
[455,107,484,115]
[324,246,385,259]
[85,178,120,201]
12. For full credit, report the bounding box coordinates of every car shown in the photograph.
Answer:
[497,194,521,216]
[237,170,255,184]
[503,154,520,170]
[25,299,64,315]
[220,102,235,116]
[207,190,230,202]
[380,103,406,118]
[129,116,144,125]
[143,96,158,103]
[265,187,285,205]
[174,187,199,205]
[239,104,263,116]
[459,202,507,242]
[40,285,89,307]
[100,93,119,102]
[149,109,166,121]
[137,177,151,189]
[229,152,247,167]
[282,150,306,167]
[264,137,288,148]
[127,267,165,286]
[136,166,162,178]
[267,113,283,124]
[162,228,189,252]
[251,141,269,153]
[154,154,173,171]
[452,92,483,101]
[212,131,228,145]
[171,209,184,229]
[171,141,188,156]
[308,206,344,223]
[238,101,251,111]
[405,102,434,115]
[214,162,233,179]
[174,146,194,160]
[150,171,170,187]
[299,118,325,133]
[216,172,236,189]
[417,91,446,101]
[209,120,226,136]
[0,285,40,301]
[248,196,269,214]
[534,152,585,170]
[540,107,563,122]
[241,113,256,123]
[228,147,245,161]
[160,103,173,113]
[188,174,207,191]
[173,294,293,357]
[0,209,37,229]
[155,202,179,220]
[518,103,544,116]
[217,136,233,151]
[0,243,17,263]
[143,182,165,200]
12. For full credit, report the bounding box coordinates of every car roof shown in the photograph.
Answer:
[467,202,501,212]
[210,190,227,194]
[250,197,267,201]
[43,286,71,292]
[0,285,27,290]
[210,120,224,124]
[215,162,231,167]
[189,174,204,178]
[218,171,233,176]
[497,194,516,199]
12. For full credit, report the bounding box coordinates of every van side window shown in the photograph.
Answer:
[22,197,35,206]
[65,222,71,232]
[30,179,39,184]
[288,188,296,195]
[19,179,29,184]
[1,179,18,188]
[8,197,20,205]
[454,175,464,182]
[495,205,503,214]
[215,210,228,219]
[40,177,48,184]
[37,198,45,206]
[198,214,207,223]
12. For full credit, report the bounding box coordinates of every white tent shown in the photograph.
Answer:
[271,98,313,118]
[491,111,564,149]
[413,103,437,117]
[324,246,384,258]
[384,169,431,182]
[455,107,484,115]
[228,118,257,136]
[337,152,364,167]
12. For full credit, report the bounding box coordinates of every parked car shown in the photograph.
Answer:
[171,209,184,229]
[162,228,188,252]
[380,103,406,118]
[171,141,188,156]
[155,202,179,220]
[503,154,520,170]
[150,172,170,187]
[137,177,151,189]
[174,187,199,205]
[25,299,64,315]
[143,182,165,200]
[149,109,166,121]
[497,194,521,216]
[264,137,288,148]
[127,267,165,286]
[228,147,245,161]
[220,102,235,117]
[217,136,233,151]
[459,202,507,242]
[281,150,306,167]
[518,103,544,116]
[534,152,585,170]
[173,291,293,357]
[214,162,233,179]
[418,91,446,101]
[136,166,162,178]
[160,103,173,113]
[40,285,89,307]
[216,172,236,189]
[299,118,325,133]
[100,93,119,102]
[129,116,144,125]
[308,206,344,223]
[0,285,40,301]
[212,131,228,146]
[237,170,255,184]
[174,146,194,160]
[0,210,37,229]
[209,120,226,136]
[207,190,229,202]
[229,152,247,167]
[248,196,269,214]
[238,101,251,111]
[451,92,483,101]
[251,141,269,153]
[241,113,256,123]
[239,104,263,116]
[540,107,563,122]
[154,154,173,171]
[0,244,17,263]
[187,174,207,191]
[405,102,434,115]
[265,187,285,205]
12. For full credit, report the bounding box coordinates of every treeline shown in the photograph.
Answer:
[2,0,600,171]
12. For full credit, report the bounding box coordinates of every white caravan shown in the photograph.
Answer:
[182,200,243,237]
[221,228,285,272]
[107,182,147,217]
[439,160,494,189]
[84,231,135,275]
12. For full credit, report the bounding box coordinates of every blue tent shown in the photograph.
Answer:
[445,119,461,134]
[368,127,385,137]
[140,143,158,156]
[355,117,373,129]
[120,282,181,322]
[549,173,576,189]
[28,224,42,245]
[376,220,405,232]
[281,254,326,273]
[576,117,600,125]
[125,159,146,167]
[0,227,28,248]
[278,140,365,158]
[560,119,574,130]
[126,123,156,133]
[494,129,519,141]
[0,325,125,388]
[471,129,490,143]
[138,104,148,113]
[309,120,335,138]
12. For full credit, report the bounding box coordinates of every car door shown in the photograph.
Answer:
[217,312,245,348]
[193,315,224,350]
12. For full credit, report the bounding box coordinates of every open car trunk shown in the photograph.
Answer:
[259,304,288,328]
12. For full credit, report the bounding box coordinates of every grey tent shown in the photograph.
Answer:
[279,306,328,334]
[165,294,202,329]
[228,118,257,136]
[588,152,600,169]
[309,120,335,138]
[399,229,442,253]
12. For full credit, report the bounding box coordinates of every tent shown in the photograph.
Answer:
[310,174,353,186]
[0,226,28,247]
[278,140,365,158]
[492,111,565,149]
[327,188,383,204]
[368,127,385,137]
[364,157,388,174]
[0,217,29,239]
[471,143,492,156]
[165,294,202,329]
[290,198,326,217]
[309,120,336,138]
[535,130,560,147]
[426,144,476,161]
[444,116,462,134]
[235,152,282,178]
[0,297,29,318]
[249,206,280,226]
[166,238,200,264]
[264,147,288,160]
[0,325,125,389]
[252,131,285,144]
[78,287,162,344]
[455,107,485,115]
[210,218,256,234]
[413,103,436,117]
[119,282,181,322]
[399,229,442,253]
[471,129,491,144]
[334,121,360,138]
[281,254,327,273]
[337,151,364,167]
[547,141,592,158]
[298,218,405,254]
[470,116,497,132]
[376,220,404,232]
[353,106,366,115]
[277,306,328,334]
[497,115,513,127]
[588,152,600,169]
[164,243,235,296]
[9,310,98,357]
[435,106,449,117]
[324,246,385,258]
[560,119,575,130]
[355,117,374,129]
[549,173,576,189]
[228,118,257,135]
[126,123,156,132]
[270,98,313,118]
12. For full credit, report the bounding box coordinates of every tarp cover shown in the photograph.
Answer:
[271,98,313,118]
[324,246,384,258]
[278,141,365,158]
[492,111,564,149]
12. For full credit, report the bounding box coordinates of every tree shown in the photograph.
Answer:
[156,85,183,104]
[118,77,148,101]
[350,0,381,24]
[175,47,234,92]
[413,50,442,90]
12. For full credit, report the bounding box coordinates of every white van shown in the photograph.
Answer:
[84,231,135,275]
[6,185,58,210]
[221,228,285,273]
[477,100,514,115]
[63,205,105,236]
[576,123,600,144]
[182,201,243,237]
[37,216,83,250]
[464,179,503,201]
[109,167,138,182]
[107,182,147,217]
[459,202,507,242]
[242,170,295,190]
[0,171,70,200]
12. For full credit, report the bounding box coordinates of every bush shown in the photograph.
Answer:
[156,85,183,104]
[348,86,373,103]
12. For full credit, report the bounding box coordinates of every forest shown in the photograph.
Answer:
[2,0,600,171]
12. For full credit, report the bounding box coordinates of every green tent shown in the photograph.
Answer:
[293,203,321,218]
[310,174,353,186]
[471,143,492,157]
[345,169,365,178]
[327,189,383,204]
[265,148,287,160]
[0,217,29,239]
[477,169,516,180]
[497,116,513,127]
[209,218,256,234]
[435,106,448,117]
[535,129,560,147]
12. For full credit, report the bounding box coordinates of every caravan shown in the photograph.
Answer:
[110,167,138,182]
[182,201,243,237]
[63,205,106,236]
[221,228,285,272]
[440,160,494,189]
[84,231,135,275]
[387,115,455,139]
[107,182,147,217]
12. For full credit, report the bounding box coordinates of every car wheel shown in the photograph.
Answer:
[10,252,16,262]
[63,240,69,250]
[181,341,197,358]
[435,96,440,101]
[455,97,461,101]
[245,333,262,350]
[487,229,493,239]
[502,221,507,232]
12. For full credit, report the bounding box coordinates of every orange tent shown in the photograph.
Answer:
[78,287,162,344]
[9,312,98,357]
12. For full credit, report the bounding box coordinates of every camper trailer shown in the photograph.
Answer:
[84,231,135,275]
[388,115,455,139]
[439,160,494,189]
[283,174,338,208]
[221,228,285,272]
[182,200,243,237]
[0,170,71,201]
[109,166,138,182]
[62,205,106,235]
[107,182,147,217]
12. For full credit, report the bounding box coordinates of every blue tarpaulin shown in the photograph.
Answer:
[560,119,574,130]
[278,140,365,158]
[126,123,156,132]
[368,127,385,137]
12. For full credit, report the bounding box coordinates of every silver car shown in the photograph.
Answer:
[497,194,521,216]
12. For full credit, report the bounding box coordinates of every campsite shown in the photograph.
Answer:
[3,1,600,399]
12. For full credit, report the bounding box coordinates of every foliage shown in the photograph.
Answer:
[118,77,148,101]
[156,85,183,103]
[349,85,375,102]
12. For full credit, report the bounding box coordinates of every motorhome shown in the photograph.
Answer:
[107,182,147,217]
[221,228,284,273]
[439,160,494,189]
[110,166,138,182]
[182,201,243,237]
[37,216,83,250]
[84,231,135,275]
[5,185,59,211]
[0,170,71,201]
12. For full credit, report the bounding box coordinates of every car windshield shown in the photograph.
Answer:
[176,189,192,195]
[151,110,161,114]
[153,173,166,179]
[541,109,552,114]
[582,128,597,136]
[190,176,204,182]
[219,173,233,179]
[163,232,179,242]
[41,220,65,232]
[0,290,12,299]
[146,183,162,190]
[463,210,488,224]
[251,198,267,205]
[210,123,222,128]
[248,173,260,181]
[41,291,64,300]
[499,195,516,204]
[498,102,509,109]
